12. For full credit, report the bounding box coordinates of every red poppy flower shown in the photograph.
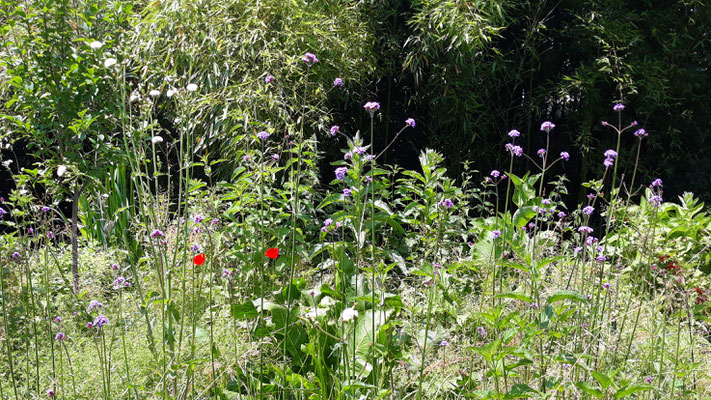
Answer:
[265,248,279,260]
[193,253,206,265]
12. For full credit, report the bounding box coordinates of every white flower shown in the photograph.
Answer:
[166,88,177,98]
[149,90,161,98]
[340,307,358,322]
[103,58,117,68]
[57,165,67,177]
[151,136,163,144]
[89,40,103,50]
[186,83,198,92]
[129,92,140,102]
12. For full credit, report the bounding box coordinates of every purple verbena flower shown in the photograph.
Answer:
[649,195,663,207]
[271,154,280,160]
[256,131,270,140]
[405,118,416,128]
[302,52,319,65]
[150,229,164,238]
[604,149,618,159]
[557,211,567,218]
[542,199,551,205]
[540,121,556,133]
[363,102,380,113]
[323,218,333,227]
[55,332,65,341]
[194,214,205,224]
[333,77,343,87]
[537,148,546,157]
[439,339,449,347]
[578,226,593,234]
[490,170,500,178]
[439,199,454,209]
[477,326,487,338]
[634,128,648,138]
[265,75,275,84]
[508,129,520,138]
[574,246,583,254]
[344,151,352,160]
[353,146,367,155]
[596,254,607,262]
[11,251,20,259]
[190,244,201,253]
[111,263,119,270]
[88,300,104,311]
[583,206,594,215]
[603,157,614,168]
[329,125,339,137]
[47,231,55,239]
[92,315,109,327]
[54,316,62,324]
[492,230,501,239]
[342,188,352,197]
[651,178,663,187]
[613,103,625,112]
[335,167,348,181]
[41,206,51,213]
[586,236,598,246]
[560,151,570,161]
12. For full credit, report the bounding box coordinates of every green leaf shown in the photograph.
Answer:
[495,292,533,303]
[505,384,538,399]
[546,290,588,305]
[590,370,612,389]
[613,384,653,398]
[230,302,258,320]
[513,206,536,227]
[574,382,603,398]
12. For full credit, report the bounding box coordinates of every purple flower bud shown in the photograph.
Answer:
[11,251,20,259]
[271,154,280,160]
[329,125,339,137]
[492,230,501,239]
[323,218,333,227]
[634,128,647,138]
[47,231,55,239]
[47,389,55,397]
[537,148,546,157]
[542,199,551,205]
[651,178,662,187]
[265,75,275,84]
[41,206,51,213]
[55,332,66,341]
[111,263,119,270]
[150,229,164,238]
[557,211,566,218]
[54,316,62,324]
[574,246,583,254]
[333,77,343,87]
[649,195,663,207]
[439,339,449,347]
[243,155,252,162]
[405,118,416,128]
[353,146,367,155]
[631,120,638,126]
[601,121,608,126]
[342,188,352,197]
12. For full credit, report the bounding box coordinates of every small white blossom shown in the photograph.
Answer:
[89,40,103,50]
[186,83,198,92]
[151,136,163,144]
[341,307,358,322]
[103,58,117,68]
[166,88,177,98]
[149,90,161,98]
[57,165,67,177]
